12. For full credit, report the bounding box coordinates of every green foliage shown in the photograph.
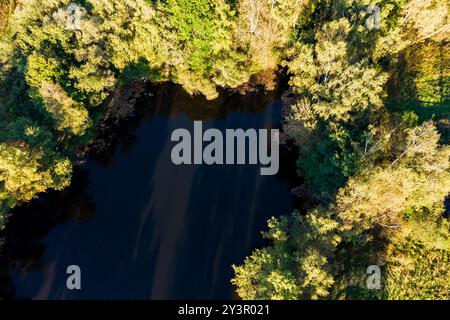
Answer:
[0,117,72,201]
[385,239,450,299]
[235,0,308,70]
[283,15,387,199]
[164,0,220,74]
[233,121,450,299]
[156,0,263,98]
[38,81,91,135]
[0,0,15,31]
[232,210,340,299]
[234,0,450,300]
[297,128,359,199]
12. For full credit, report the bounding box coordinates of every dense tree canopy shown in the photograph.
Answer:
[233,0,450,300]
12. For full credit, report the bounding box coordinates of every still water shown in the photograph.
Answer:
[2,84,294,299]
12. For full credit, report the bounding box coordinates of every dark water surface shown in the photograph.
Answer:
[2,85,294,299]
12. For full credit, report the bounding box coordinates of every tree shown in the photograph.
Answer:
[282,16,388,199]
[384,238,450,300]
[0,0,15,31]
[233,121,450,300]
[232,210,339,299]
[235,0,308,70]
[38,81,91,135]
[0,118,72,206]
[155,0,255,99]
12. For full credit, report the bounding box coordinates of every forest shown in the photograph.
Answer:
[0,0,449,299]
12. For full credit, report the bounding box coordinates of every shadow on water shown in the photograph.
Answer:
[0,81,300,300]
[89,82,288,167]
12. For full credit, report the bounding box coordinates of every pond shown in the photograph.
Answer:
[1,83,295,299]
